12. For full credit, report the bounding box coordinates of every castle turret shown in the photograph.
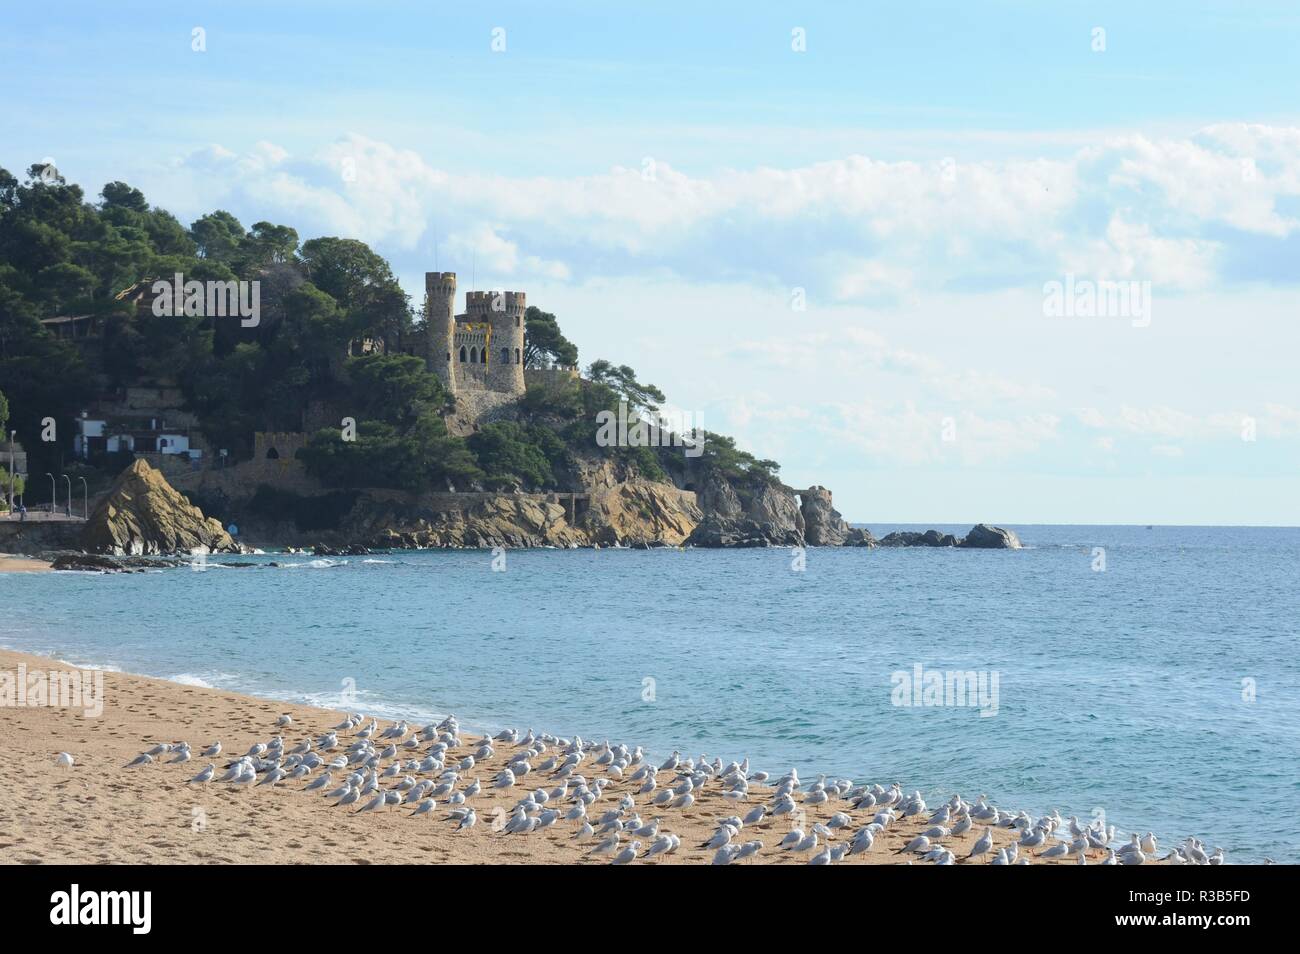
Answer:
[486,290,526,395]
[425,271,457,394]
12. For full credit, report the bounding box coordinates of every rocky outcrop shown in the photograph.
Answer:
[872,525,1021,549]
[745,482,805,539]
[799,486,852,546]
[696,473,743,518]
[583,479,701,547]
[685,516,802,548]
[81,460,240,556]
[878,529,960,548]
[686,479,806,548]
[48,551,185,572]
[367,496,587,549]
[958,523,1022,549]
[843,527,877,547]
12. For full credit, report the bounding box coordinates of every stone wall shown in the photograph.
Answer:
[0,519,84,553]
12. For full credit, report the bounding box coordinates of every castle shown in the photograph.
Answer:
[419,272,525,397]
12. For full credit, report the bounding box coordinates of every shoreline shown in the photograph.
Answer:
[0,553,52,572]
[0,646,1186,865]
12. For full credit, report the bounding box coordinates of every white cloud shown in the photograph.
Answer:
[161,124,1300,297]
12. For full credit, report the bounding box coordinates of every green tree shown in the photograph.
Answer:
[523,306,578,368]
[586,359,666,412]
[344,353,446,426]
[190,211,245,263]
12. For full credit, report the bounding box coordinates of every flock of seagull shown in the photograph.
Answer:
[120,713,1227,866]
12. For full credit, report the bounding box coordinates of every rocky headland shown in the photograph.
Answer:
[32,457,1020,564]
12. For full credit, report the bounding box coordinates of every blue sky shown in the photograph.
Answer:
[3,1,1299,524]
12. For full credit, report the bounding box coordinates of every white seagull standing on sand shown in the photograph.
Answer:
[55,752,75,769]
[965,827,994,863]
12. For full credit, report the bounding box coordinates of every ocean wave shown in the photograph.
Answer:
[169,672,218,688]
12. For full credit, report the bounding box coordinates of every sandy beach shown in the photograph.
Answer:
[0,554,52,573]
[0,647,1147,865]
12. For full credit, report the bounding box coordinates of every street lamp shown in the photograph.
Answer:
[45,473,55,516]
[63,475,72,517]
[6,429,13,514]
[79,478,88,520]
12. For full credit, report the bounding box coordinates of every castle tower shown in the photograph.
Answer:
[424,272,457,394]
[486,290,526,395]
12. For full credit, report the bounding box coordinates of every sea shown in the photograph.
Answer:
[4,524,1297,862]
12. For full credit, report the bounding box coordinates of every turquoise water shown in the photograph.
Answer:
[4,524,1297,862]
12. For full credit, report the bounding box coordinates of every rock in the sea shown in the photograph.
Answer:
[799,485,852,546]
[958,524,1022,549]
[49,552,181,572]
[687,516,793,548]
[843,527,877,547]
[878,529,959,548]
[81,459,240,556]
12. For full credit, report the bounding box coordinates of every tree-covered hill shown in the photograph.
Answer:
[0,162,779,498]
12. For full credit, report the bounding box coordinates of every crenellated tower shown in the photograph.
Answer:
[488,290,526,395]
[425,271,457,394]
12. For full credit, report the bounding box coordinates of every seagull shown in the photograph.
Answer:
[895,834,930,856]
[611,840,641,865]
[965,827,994,863]
[357,792,386,813]
[200,742,221,758]
[189,764,216,784]
[125,752,154,768]
[55,752,74,769]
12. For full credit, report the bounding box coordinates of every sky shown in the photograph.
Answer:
[3,1,1298,525]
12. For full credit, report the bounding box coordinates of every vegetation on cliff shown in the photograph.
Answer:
[0,161,780,500]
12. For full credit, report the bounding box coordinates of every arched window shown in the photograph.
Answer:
[515,348,521,364]
[266,447,280,459]
[480,348,487,364]
[515,316,521,328]
[459,346,467,363]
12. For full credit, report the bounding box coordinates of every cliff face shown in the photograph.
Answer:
[583,479,702,547]
[82,460,240,555]
[799,485,850,546]
[215,449,1020,553]
[685,478,805,547]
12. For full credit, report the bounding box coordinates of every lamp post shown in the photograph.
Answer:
[6,429,13,514]
[79,478,88,521]
[63,475,72,517]
[46,473,55,516]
